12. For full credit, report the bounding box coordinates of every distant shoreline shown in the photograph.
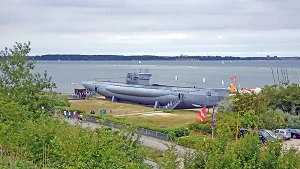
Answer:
[29,54,299,61]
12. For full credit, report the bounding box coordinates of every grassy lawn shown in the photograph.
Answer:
[119,110,204,128]
[69,96,155,115]
[69,96,211,128]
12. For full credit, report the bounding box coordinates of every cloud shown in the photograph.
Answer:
[0,0,299,56]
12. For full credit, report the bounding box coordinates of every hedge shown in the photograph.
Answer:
[88,114,190,140]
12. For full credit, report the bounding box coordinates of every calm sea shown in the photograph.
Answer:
[34,60,300,93]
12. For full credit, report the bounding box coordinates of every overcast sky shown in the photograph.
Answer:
[0,0,299,57]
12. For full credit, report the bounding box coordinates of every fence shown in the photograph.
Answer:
[85,116,169,141]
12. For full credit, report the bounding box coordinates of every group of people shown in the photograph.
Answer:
[53,109,83,120]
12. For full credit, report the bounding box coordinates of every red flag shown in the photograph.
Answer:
[197,106,206,122]
[231,76,237,83]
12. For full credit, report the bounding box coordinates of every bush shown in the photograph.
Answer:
[188,122,212,134]
[286,114,300,128]
[87,114,190,140]
[177,135,207,148]
[258,109,288,129]
[217,94,233,112]
[163,109,173,113]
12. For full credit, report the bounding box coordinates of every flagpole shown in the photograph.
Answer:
[211,106,215,139]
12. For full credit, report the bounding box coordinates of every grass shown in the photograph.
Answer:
[69,95,212,128]
[69,96,154,115]
[119,110,207,128]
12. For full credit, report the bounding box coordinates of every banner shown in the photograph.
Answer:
[231,76,237,83]
[211,106,216,127]
[197,106,206,122]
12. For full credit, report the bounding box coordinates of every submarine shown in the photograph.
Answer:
[82,70,230,109]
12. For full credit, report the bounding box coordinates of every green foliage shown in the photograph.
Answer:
[163,110,173,113]
[182,128,300,169]
[177,135,207,148]
[217,94,233,112]
[262,84,300,115]
[156,144,180,169]
[286,114,300,128]
[0,42,66,116]
[235,131,261,168]
[257,109,287,129]
[0,157,36,168]
[241,110,259,128]
[0,115,149,168]
[187,121,212,134]
[89,114,190,140]
[0,43,149,168]
[232,91,269,115]
[278,148,300,168]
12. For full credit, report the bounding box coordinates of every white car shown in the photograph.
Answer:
[274,129,291,140]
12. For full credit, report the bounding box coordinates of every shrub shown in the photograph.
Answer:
[217,94,233,112]
[163,109,173,113]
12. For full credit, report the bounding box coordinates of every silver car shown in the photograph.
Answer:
[275,129,291,140]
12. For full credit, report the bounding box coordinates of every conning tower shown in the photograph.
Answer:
[126,71,152,86]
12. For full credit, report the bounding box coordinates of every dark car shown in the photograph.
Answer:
[238,128,249,138]
[239,128,280,145]
[286,129,300,139]
[258,129,280,145]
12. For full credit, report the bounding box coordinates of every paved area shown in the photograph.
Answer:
[283,138,300,150]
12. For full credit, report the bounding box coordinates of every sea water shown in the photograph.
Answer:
[34,60,300,93]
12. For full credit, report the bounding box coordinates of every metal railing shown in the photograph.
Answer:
[85,116,169,140]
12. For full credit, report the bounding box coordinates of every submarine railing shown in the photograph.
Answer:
[170,100,181,110]
[170,95,184,110]
[84,116,169,141]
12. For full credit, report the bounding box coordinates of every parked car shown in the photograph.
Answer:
[238,128,249,138]
[274,129,291,140]
[238,128,280,145]
[286,128,300,139]
[258,129,282,145]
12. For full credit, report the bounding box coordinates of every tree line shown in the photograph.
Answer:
[30,54,283,61]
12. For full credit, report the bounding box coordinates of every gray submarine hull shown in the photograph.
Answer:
[82,81,230,109]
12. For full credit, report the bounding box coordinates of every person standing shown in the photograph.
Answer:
[67,111,71,119]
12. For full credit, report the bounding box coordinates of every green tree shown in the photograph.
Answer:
[262,84,300,115]
[0,42,67,115]
[217,94,233,112]
[232,91,269,115]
